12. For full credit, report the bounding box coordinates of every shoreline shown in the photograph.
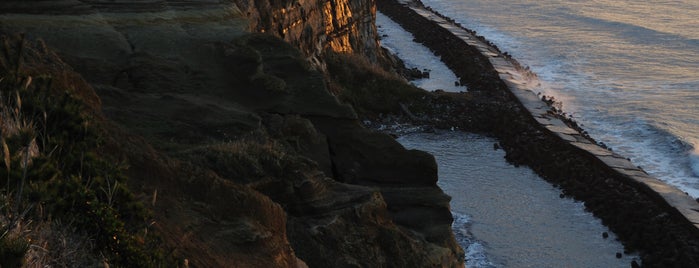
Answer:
[397,131,638,267]
[378,0,699,265]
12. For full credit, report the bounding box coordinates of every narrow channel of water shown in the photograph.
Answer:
[377,12,466,92]
[397,131,638,267]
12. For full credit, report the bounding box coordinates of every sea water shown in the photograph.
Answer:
[377,10,641,267]
[419,0,699,198]
[398,131,637,267]
[376,12,467,92]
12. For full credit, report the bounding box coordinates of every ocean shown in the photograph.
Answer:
[418,0,699,198]
[397,131,637,267]
[378,12,639,267]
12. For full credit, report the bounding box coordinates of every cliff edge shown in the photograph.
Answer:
[0,0,463,267]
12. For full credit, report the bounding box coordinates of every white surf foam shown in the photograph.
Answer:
[690,138,699,179]
[451,212,497,268]
[420,0,699,199]
[691,151,699,178]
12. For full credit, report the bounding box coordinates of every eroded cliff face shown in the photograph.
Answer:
[0,0,462,267]
[235,0,380,61]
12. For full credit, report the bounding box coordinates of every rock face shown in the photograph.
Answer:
[0,0,463,267]
[235,0,381,62]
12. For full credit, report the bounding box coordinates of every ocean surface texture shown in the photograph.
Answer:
[420,0,699,197]
[376,12,467,92]
[398,131,636,267]
[378,7,644,266]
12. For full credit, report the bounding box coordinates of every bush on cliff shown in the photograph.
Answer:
[325,52,429,118]
[176,135,289,184]
[0,35,173,267]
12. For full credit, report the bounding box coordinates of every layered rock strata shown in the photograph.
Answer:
[234,0,381,62]
[1,0,463,266]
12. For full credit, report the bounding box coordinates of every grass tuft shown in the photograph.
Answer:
[177,135,288,184]
[324,52,429,118]
[1,35,175,267]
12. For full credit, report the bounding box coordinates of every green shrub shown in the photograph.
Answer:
[1,37,173,267]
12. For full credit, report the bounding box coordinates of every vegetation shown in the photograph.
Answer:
[325,52,430,118]
[178,135,289,185]
[0,220,28,268]
[0,36,173,267]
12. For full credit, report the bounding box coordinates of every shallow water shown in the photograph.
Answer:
[420,0,699,198]
[398,131,638,268]
[376,12,467,92]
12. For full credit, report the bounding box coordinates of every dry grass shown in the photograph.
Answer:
[0,35,173,267]
[176,136,288,184]
[324,52,429,117]
[23,219,102,268]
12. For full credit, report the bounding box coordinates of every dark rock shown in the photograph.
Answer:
[268,114,333,176]
[603,232,609,239]
[631,260,640,268]
[313,118,438,187]
[380,186,454,244]
[236,0,381,61]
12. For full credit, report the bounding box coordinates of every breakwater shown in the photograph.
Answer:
[378,0,699,265]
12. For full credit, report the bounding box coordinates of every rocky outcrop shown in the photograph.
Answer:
[234,0,381,62]
[309,117,461,261]
[0,1,463,266]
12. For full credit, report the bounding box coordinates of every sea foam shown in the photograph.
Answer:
[451,212,497,268]
[420,0,699,199]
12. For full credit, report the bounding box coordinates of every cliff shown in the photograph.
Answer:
[0,0,463,267]
[234,0,381,62]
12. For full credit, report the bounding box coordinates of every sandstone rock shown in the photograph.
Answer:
[312,118,437,186]
[234,0,380,62]
[0,1,464,266]
[263,114,334,176]
[231,34,358,119]
[307,117,463,265]
[380,186,455,245]
[126,146,303,268]
[0,0,92,15]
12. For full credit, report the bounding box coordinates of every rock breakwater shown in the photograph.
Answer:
[378,0,699,265]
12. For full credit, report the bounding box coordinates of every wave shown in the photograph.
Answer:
[421,0,699,196]
[583,115,699,196]
[689,138,699,178]
[642,121,695,153]
[451,212,497,268]
[563,11,699,49]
